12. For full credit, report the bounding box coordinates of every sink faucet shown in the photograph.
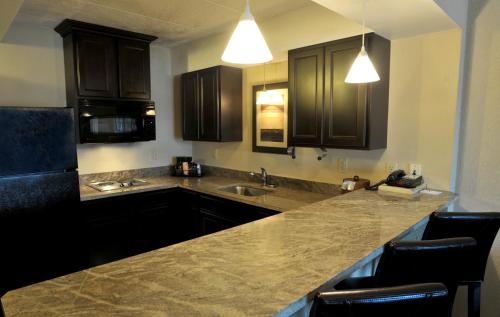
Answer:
[250,167,276,187]
[260,167,268,186]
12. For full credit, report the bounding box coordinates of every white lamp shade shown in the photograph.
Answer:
[345,47,380,83]
[256,90,284,105]
[221,3,273,64]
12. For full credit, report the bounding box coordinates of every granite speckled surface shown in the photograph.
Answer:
[79,168,335,212]
[2,188,455,317]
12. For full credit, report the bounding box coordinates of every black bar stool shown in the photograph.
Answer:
[310,283,450,317]
[423,211,500,317]
[335,237,478,317]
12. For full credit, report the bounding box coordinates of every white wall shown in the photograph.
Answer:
[454,0,500,316]
[0,22,192,174]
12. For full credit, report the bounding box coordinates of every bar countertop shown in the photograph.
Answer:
[2,188,456,317]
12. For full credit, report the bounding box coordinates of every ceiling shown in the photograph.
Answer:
[0,0,23,40]
[310,0,459,39]
[13,0,313,45]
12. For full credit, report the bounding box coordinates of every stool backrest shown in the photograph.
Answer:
[423,211,500,281]
[374,237,477,301]
[310,283,449,317]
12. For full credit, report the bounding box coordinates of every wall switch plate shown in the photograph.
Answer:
[409,163,422,176]
[385,162,399,173]
[151,149,158,161]
[337,158,348,173]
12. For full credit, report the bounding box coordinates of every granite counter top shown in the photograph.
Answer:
[79,175,332,212]
[2,189,455,317]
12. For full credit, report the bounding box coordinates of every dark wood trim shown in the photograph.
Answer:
[252,82,289,155]
[55,19,157,43]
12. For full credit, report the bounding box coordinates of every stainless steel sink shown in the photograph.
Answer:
[87,179,148,192]
[218,184,272,197]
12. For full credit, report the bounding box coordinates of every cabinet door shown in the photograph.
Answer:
[182,72,199,140]
[323,40,367,148]
[75,32,117,97]
[199,68,220,141]
[129,205,170,253]
[288,47,324,146]
[198,209,238,236]
[118,39,151,99]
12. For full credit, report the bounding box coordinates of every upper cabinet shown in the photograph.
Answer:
[181,66,242,142]
[288,33,391,150]
[55,19,157,103]
[74,32,117,98]
[288,46,324,147]
[118,39,151,99]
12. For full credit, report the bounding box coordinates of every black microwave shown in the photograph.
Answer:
[77,99,156,143]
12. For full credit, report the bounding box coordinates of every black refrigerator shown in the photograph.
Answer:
[0,107,85,295]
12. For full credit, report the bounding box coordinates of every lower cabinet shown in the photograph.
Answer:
[82,189,180,267]
[199,209,239,235]
[196,194,279,236]
[81,188,279,267]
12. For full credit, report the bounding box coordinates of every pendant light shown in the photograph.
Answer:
[221,0,273,64]
[345,0,380,84]
[256,63,284,105]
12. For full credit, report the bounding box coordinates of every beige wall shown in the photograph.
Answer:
[174,3,365,71]
[0,23,192,174]
[455,0,500,316]
[183,28,461,190]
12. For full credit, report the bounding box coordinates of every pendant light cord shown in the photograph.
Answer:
[362,0,366,48]
[263,63,267,91]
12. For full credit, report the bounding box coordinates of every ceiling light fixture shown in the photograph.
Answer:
[221,0,273,64]
[256,63,284,105]
[345,0,380,84]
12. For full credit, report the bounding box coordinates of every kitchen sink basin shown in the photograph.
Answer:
[218,185,272,197]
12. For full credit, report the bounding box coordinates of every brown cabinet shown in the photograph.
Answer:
[288,33,390,150]
[181,66,242,142]
[75,32,117,98]
[56,19,156,102]
[118,39,151,100]
[182,72,199,140]
[288,46,324,147]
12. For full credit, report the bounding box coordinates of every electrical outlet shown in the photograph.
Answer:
[385,162,399,173]
[409,163,422,176]
[337,158,348,173]
[213,148,219,159]
[151,150,158,161]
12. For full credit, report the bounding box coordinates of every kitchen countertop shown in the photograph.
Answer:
[2,187,455,317]
[79,175,333,212]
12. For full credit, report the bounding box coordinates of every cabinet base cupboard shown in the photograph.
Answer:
[182,66,243,142]
[288,33,390,150]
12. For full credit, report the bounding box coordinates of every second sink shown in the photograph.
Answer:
[219,185,272,197]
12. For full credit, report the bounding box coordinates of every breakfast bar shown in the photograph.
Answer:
[2,189,455,317]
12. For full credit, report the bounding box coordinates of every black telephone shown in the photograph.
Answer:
[368,169,423,191]
[386,170,406,185]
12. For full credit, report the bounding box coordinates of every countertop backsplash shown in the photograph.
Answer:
[79,165,342,196]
